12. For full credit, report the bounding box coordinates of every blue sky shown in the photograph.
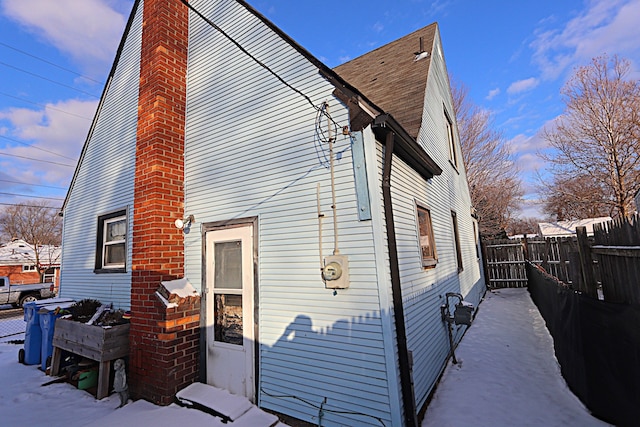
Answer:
[0,0,639,219]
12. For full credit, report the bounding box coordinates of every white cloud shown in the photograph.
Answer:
[1,0,129,75]
[507,77,539,95]
[509,132,549,154]
[486,88,500,100]
[0,99,97,185]
[530,0,640,80]
[373,22,384,33]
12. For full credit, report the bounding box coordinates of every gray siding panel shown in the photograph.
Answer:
[184,1,392,425]
[59,4,142,309]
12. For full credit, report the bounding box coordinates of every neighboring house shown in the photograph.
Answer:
[0,239,60,288]
[59,1,485,426]
[538,217,612,238]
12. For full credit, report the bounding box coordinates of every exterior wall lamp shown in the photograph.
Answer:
[174,214,195,230]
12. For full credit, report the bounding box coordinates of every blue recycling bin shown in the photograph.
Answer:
[39,308,62,371]
[23,302,42,365]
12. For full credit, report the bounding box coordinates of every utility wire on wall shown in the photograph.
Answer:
[176,0,345,130]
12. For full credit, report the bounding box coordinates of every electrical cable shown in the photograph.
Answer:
[0,152,74,168]
[0,202,61,209]
[0,92,94,121]
[0,135,79,161]
[0,192,63,201]
[0,179,66,191]
[176,0,345,130]
[0,61,101,98]
[261,388,387,426]
[0,41,103,85]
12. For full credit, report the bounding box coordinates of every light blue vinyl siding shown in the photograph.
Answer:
[184,1,394,425]
[59,3,143,309]
[386,29,485,410]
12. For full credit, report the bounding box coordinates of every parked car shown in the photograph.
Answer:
[0,276,55,307]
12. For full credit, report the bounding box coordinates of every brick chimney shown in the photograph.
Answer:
[129,0,200,405]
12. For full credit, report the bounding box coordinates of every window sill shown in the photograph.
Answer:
[422,260,438,269]
[448,160,460,174]
[94,268,127,274]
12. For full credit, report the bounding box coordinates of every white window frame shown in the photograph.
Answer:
[102,215,126,269]
[95,209,127,273]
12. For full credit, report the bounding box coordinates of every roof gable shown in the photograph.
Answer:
[334,23,438,140]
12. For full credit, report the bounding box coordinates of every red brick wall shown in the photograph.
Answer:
[0,265,40,284]
[129,0,199,405]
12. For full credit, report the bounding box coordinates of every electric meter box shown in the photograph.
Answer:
[323,255,350,289]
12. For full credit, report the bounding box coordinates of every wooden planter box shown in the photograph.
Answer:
[50,319,129,399]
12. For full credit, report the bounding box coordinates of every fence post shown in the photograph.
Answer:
[541,238,551,272]
[576,226,597,298]
[522,235,529,261]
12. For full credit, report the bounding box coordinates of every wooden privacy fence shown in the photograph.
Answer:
[482,236,577,289]
[483,214,640,305]
[589,215,640,304]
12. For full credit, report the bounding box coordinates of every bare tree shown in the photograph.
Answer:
[507,216,543,236]
[0,201,62,282]
[542,55,640,218]
[538,173,612,220]
[452,80,523,237]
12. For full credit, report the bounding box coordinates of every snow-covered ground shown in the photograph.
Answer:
[422,288,610,427]
[0,288,610,426]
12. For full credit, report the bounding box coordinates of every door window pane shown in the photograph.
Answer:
[214,294,243,345]
[214,241,242,289]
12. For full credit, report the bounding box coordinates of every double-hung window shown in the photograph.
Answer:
[95,210,127,272]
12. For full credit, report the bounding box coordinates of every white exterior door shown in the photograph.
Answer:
[205,225,255,401]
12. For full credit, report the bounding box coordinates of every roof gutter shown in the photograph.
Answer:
[374,114,442,179]
[381,130,419,427]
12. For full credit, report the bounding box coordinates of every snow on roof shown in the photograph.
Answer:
[538,217,612,238]
[0,239,61,266]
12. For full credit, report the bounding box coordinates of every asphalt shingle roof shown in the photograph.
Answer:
[334,23,437,140]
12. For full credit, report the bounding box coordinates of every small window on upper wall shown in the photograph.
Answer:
[452,211,463,272]
[417,205,437,268]
[95,209,127,273]
[22,265,37,272]
[445,108,458,169]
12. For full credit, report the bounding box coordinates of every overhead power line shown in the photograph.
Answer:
[0,192,63,201]
[0,92,94,120]
[0,152,74,168]
[0,61,100,98]
[0,41,104,85]
[0,202,61,210]
[0,135,78,161]
[0,179,67,191]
